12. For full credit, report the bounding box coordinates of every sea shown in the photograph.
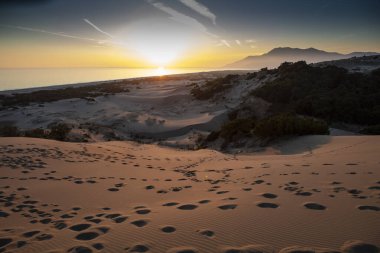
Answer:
[0,67,216,91]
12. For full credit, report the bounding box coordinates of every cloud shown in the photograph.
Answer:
[235,40,241,46]
[83,18,114,39]
[146,0,217,38]
[220,39,231,48]
[0,24,115,45]
[179,0,216,25]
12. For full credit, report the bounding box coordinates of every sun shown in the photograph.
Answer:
[155,66,167,76]
[119,18,194,67]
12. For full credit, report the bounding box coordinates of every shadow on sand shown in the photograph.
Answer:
[272,135,332,155]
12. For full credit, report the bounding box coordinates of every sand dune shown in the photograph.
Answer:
[0,71,259,143]
[0,136,379,252]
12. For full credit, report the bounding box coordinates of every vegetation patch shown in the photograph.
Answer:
[205,113,329,149]
[0,123,72,141]
[252,61,380,125]
[253,113,329,138]
[360,124,380,135]
[191,74,238,100]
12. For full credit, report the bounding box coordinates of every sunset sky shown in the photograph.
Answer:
[1,0,379,68]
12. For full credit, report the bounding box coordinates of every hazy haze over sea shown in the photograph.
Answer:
[0,68,216,91]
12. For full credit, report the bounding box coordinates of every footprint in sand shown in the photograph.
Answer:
[35,233,53,241]
[131,219,149,227]
[166,247,198,253]
[0,238,12,248]
[0,211,9,218]
[135,209,151,215]
[22,230,40,238]
[304,203,326,210]
[198,229,215,237]
[163,202,179,207]
[222,245,270,253]
[177,204,198,210]
[54,221,68,230]
[357,205,380,211]
[261,193,278,199]
[113,216,128,223]
[127,244,150,252]
[218,204,237,210]
[295,191,312,196]
[96,227,110,234]
[68,246,93,253]
[105,213,121,219]
[92,243,104,250]
[75,232,100,241]
[257,202,279,208]
[69,224,91,232]
[161,226,176,233]
[14,240,27,248]
[88,218,102,224]
[223,197,238,201]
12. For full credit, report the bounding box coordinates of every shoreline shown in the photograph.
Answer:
[0,69,251,94]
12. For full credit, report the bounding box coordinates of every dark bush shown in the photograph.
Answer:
[252,62,380,125]
[254,113,329,138]
[205,130,220,142]
[191,74,238,100]
[360,125,380,135]
[24,128,47,138]
[219,118,256,141]
[49,123,71,141]
[0,125,20,137]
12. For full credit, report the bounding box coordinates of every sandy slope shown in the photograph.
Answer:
[0,71,263,142]
[0,136,379,253]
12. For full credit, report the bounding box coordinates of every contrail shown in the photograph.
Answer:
[0,24,116,45]
[179,0,216,25]
[83,18,114,39]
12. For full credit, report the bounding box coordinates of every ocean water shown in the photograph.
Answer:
[0,68,215,91]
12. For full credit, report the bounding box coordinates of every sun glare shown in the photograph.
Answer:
[155,66,167,76]
[120,19,194,67]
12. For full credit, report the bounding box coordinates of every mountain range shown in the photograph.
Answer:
[224,47,379,69]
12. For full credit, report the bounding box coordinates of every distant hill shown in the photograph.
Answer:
[313,55,380,72]
[224,47,379,69]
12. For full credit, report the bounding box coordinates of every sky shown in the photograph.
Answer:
[0,0,379,68]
